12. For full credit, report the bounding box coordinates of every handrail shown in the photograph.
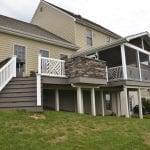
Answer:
[0,56,16,91]
[38,55,66,77]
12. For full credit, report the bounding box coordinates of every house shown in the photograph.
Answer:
[0,0,149,119]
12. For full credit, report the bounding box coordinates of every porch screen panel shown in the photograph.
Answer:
[125,46,140,80]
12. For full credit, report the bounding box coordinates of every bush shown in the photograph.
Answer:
[142,98,150,113]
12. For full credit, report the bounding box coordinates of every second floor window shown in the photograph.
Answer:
[40,50,49,57]
[86,29,93,46]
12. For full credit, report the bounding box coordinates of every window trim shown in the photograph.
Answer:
[13,43,27,74]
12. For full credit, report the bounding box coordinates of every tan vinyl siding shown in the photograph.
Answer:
[32,1,75,43]
[0,32,75,75]
[75,23,116,52]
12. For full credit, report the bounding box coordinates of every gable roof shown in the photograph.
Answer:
[42,0,121,39]
[0,15,79,50]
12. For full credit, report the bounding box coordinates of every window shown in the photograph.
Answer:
[86,29,93,46]
[40,7,43,12]
[106,36,111,43]
[60,54,68,60]
[14,44,26,63]
[40,50,49,57]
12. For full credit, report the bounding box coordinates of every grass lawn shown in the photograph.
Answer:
[0,111,149,150]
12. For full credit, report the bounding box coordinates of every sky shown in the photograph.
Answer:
[0,0,150,37]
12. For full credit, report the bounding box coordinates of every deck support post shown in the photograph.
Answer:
[55,89,59,111]
[123,87,130,118]
[116,92,121,117]
[138,88,143,119]
[91,88,96,116]
[38,54,41,74]
[121,44,127,80]
[101,90,105,116]
[37,74,41,106]
[77,87,84,114]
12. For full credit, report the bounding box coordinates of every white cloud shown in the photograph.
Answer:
[0,0,150,36]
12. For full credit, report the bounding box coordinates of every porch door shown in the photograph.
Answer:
[104,93,112,115]
[14,45,26,77]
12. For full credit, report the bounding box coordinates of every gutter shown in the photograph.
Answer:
[0,26,79,50]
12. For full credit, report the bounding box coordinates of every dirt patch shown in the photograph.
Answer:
[143,133,150,146]
[50,127,67,144]
[30,114,46,120]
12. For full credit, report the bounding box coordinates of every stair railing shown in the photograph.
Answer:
[0,56,16,91]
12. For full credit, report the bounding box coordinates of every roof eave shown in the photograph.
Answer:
[126,31,149,41]
[0,26,79,50]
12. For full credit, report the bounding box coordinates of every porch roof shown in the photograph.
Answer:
[72,31,150,57]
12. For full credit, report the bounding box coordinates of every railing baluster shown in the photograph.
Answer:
[39,56,66,77]
[0,56,16,91]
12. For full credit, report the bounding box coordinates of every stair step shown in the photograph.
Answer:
[0,101,37,108]
[1,88,36,93]
[0,97,36,103]
[5,84,36,89]
[9,80,36,85]
[0,92,36,98]
[12,77,36,81]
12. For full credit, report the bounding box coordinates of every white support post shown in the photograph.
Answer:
[137,51,142,81]
[121,44,127,80]
[123,87,130,118]
[106,66,108,82]
[55,89,59,111]
[101,90,105,116]
[13,55,17,77]
[141,38,145,50]
[38,54,41,74]
[37,74,41,106]
[91,88,96,116]
[77,87,84,114]
[116,92,121,117]
[138,88,143,119]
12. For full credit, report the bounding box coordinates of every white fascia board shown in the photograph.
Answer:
[126,32,149,41]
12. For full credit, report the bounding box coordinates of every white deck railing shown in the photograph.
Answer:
[141,69,150,81]
[108,66,123,81]
[38,55,66,77]
[127,66,140,81]
[0,56,16,91]
[108,65,150,82]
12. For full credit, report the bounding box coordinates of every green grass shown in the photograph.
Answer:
[0,111,149,150]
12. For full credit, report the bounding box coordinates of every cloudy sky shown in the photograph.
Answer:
[0,0,150,37]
